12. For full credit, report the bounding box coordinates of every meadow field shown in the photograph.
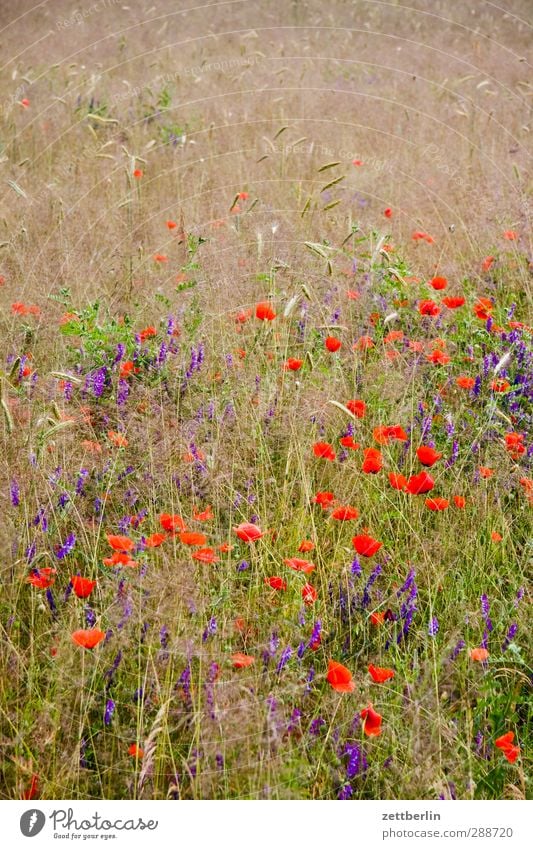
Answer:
[0,0,531,800]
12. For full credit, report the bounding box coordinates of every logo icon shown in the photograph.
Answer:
[20,810,46,837]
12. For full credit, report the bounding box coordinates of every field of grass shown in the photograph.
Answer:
[0,0,531,800]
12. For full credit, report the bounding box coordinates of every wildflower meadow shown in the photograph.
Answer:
[0,0,531,803]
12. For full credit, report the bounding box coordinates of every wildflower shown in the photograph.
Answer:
[425,497,449,511]
[442,296,465,309]
[453,495,466,508]
[265,576,287,591]
[284,557,315,574]
[232,652,255,669]
[284,358,303,371]
[470,647,489,662]
[71,629,106,650]
[55,533,76,559]
[313,491,335,508]
[313,442,336,461]
[128,743,144,758]
[331,505,359,521]
[106,534,135,552]
[388,472,407,491]
[325,336,342,352]
[368,664,395,683]
[302,583,318,605]
[362,447,383,473]
[346,399,366,418]
[298,540,314,552]
[255,301,276,321]
[495,731,520,764]
[70,576,97,598]
[26,567,56,589]
[418,299,440,317]
[192,548,219,563]
[160,513,187,533]
[417,445,442,466]
[406,472,435,494]
[360,704,382,736]
[179,531,207,546]
[327,660,355,693]
[352,534,382,557]
[233,522,264,542]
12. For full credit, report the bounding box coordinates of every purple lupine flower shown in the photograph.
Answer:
[104,699,115,726]
[25,541,37,563]
[362,563,382,608]
[55,533,76,559]
[428,616,439,636]
[58,491,69,508]
[276,645,292,674]
[308,716,325,736]
[10,479,20,507]
[305,666,315,695]
[344,741,368,779]
[92,367,107,398]
[338,783,353,800]
[449,639,466,661]
[297,641,306,659]
[351,556,362,576]
[287,708,302,733]
[514,587,524,607]
[202,616,217,642]
[216,753,224,770]
[104,651,123,687]
[45,588,57,617]
[237,560,249,572]
[160,625,169,648]
[445,439,459,468]
[117,379,129,406]
[473,375,482,397]
[502,623,518,652]
[63,381,73,401]
[133,687,144,704]
[76,469,89,495]
[85,607,96,627]
[308,620,321,649]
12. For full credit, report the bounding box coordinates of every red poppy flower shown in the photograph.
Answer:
[473,298,493,320]
[313,491,335,508]
[153,253,168,263]
[442,296,465,309]
[352,534,382,557]
[406,472,435,494]
[133,169,143,179]
[26,567,57,589]
[373,425,408,445]
[427,349,451,365]
[470,647,489,662]
[383,330,404,345]
[255,301,276,321]
[21,773,39,800]
[346,399,366,418]
[383,207,393,218]
[71,629,106,650]
[425,497,449,511]
[179,531,207,546]
[70,576,97,599]
[313,442,336,461]
[429,276,447,290]
[481,256,495,271]
[160,513,187,533]
[453,495,466,508]
[353,335,374,351]
[144,533,167,548]
[362,447,383,474]
[302,583,318,605]
[265,576,287,591]
[326,660,355,693]
[340,435,360,450]
[284,358,303,371]
[106,534,135,552]
[418,299,440,317]
[495,731,520,764]
[370,611,386,626]
[233,522,264,542]
[346,290,360,300]
[232,652,255,668]
[325,336,341,352]
[108,431,128,448]
[103,552,138,567]
[416,445,442,466]
[368,664,395,683]
[128,743,144,758]
[388,472,408,491]
[412,231,434,243]
[192,547,219,563]
[298,540,315,552]
[166,220,177,229]
[119,360,140,379]
[284,557,315,574]
[479,467,494,479]
[361,704,383,736]
[491,531,502,543]
[331,505,359,521]
[139,325,157,341]
[491,378,510,393]
[456,375,475,390]
[193,506,214,521]
[503,230,517,240]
